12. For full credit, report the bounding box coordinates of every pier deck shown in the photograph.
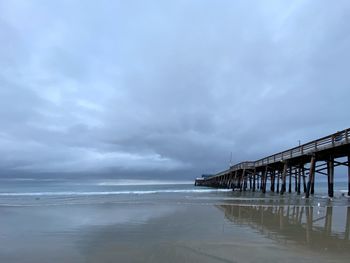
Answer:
[195,128,350,198]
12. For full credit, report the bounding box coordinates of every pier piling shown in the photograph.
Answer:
[280,162,288,195]
[252,169,256,192]
[297,165,301,195]
[348,155,350,196]
[306,156,316,198]
[288,166,292,193]
[327,156,334,198]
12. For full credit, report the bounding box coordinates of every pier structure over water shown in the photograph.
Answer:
[195,128,350,198]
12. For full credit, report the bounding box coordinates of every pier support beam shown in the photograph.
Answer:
[348,155,350,196]
[229,172,233,189]
[294,173,297,192]
[302,166,307,193]
[261,170,265,193]
[280,162,288,195]
[265,169,269,193]
[327,156,334,198]
[234,171,238,190]
[288,166,292,193]
[252,169,256,192]
[311,171,315,195]
[276,171,280,193]
[306,155,316,198]
[270,170,275,192]
[240,169,245,192]
[238,173,242,192]
[262,167,268,193]
[297,165,301,195]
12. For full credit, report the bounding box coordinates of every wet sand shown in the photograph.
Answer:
[0,192,349,262]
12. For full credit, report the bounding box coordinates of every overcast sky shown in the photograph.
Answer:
[0,0,349,179]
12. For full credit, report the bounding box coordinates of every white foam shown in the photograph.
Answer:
[0,188,232,197]
[96,179,194,186]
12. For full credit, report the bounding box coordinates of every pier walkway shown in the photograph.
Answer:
[195,128,350,198]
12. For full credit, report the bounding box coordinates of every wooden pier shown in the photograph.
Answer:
[195,128,350,198]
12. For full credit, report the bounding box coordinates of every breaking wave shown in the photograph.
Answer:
[96,180,194,186]
[0,188,232,197]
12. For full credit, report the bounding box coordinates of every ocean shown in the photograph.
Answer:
[0,178,349,262]
[0,178,233,207]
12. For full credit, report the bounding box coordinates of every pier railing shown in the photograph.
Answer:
[254,128,350,167]
[209,129,350,178]
[230,161,255,170]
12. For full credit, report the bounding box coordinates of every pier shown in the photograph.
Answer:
[195,128,350,198]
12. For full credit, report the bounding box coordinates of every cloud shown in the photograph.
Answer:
[0,0,349,177]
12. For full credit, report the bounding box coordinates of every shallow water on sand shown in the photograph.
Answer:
[0,179,349,263]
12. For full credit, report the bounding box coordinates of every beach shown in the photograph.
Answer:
[2,0,350,262]
[0,179,349,263]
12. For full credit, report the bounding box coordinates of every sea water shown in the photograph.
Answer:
[0,178,347,204]
[0,178,349,263]
[0,178,233,206]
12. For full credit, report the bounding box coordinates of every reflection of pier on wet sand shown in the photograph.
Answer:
[196,128,350,198]
[218,204,350,253]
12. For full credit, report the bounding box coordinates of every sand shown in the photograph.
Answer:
[0,189,349,263]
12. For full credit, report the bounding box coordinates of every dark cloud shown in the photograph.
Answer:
[0,0,349,178]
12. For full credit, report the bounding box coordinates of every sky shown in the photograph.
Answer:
[0,0,349,179]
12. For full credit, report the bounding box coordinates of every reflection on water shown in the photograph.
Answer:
[219,203,350,253]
